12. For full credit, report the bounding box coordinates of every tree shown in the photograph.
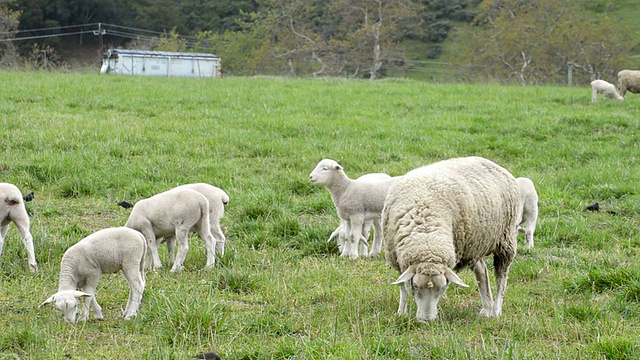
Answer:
[452,0,632,85]
[244,0,422,78]
[0,2,21,67]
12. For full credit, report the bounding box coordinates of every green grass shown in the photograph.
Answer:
[1,72,640,359]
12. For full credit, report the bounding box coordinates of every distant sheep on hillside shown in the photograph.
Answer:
[590,80,623,102]
[617,70,640,98]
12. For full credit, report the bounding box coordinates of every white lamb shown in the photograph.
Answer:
[617,70,640,98]
[0,182,37,272]
[383,156,519,322]
[326,173,392,254]
[162,183,229,264]
[516,177,539,249]
[125,188,216,272]
[40,227,146,323]
[590,79,623,102]
[310,159,398,258]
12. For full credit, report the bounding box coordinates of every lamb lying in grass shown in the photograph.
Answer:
[0,182,37,272]
[40,227,146,323]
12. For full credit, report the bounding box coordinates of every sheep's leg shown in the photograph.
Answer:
[0,225,7,257]
[369,218,383,257]
[339,221,352,257]
[347,216,365,259]
[592,88,598,102]
[141,229,162,270]
[202,231,217,268]
[11,212,37,272]
[170,227,190,273]
[80,279,102,321]
[523,213,537,249]
[210,221,226,257]
[492,253,513,318]
[473,259,494,318]
[164,236,176,265]
[122,266,145,320]
[358,220,372,257]
[397,283,409,315]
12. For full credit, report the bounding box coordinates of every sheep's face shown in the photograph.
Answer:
[53,296,80,324]
[309,159,342,186]
[411,273,448,322]
[40,290,92,324]
[393,265,469,322]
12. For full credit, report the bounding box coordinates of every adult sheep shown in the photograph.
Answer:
[0,183,37,272]
[617,70,640,98]
[383,156,519,322]
[590,80,623,102]
[310,159,399,258]
[40,227,146,323]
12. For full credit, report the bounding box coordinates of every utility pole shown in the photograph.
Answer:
[94,23,106,57]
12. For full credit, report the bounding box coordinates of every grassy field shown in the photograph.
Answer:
[1,72,640,359]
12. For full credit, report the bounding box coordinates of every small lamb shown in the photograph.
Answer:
[516,177,539,249]
[167,183,229,259]
[125,187,216,272]
[383,156,519,322]
[590,79,623,102]
[326,173,391,255]
[40,227,146,323]
[0,182,37,272]
[310,159,399,258]
[617,70,640,98]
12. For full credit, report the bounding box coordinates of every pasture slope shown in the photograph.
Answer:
[1,72,640,359]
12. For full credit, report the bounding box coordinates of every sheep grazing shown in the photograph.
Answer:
[590,79,623,102]
[310,159,398,258]
[516,177,539,249]
[40,227,146,323]
[383,156,519,322]
[617,70,640,98]
[0,183,37,272]
[125,187,216,272]
[169,183,229,258]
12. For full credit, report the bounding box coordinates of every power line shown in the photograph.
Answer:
[0,30,94,42]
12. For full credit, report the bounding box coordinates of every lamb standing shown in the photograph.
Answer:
[165,183,229,260]
[40,227,146,323]
[617,70,640,98]
[310,159,398,258]
[383,156,519,322]
[516,177,539,249]
[590,79,623,102]
[326,173,392,255]
[125,187,215,272]
[0,182,37,272]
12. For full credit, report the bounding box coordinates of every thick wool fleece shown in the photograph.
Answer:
[383,156,519,277]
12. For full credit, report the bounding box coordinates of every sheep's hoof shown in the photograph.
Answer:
[479,308,494,318]
[124,313,137,321]
[29,263,38,272]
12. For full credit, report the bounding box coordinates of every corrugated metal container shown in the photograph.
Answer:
[100,49,221,78]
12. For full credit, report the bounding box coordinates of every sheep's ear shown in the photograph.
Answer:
[444,268,469,288]
[334,164,342,171]
[73,291,92,299]
[39,295,57,308]
[392,265,416,285]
